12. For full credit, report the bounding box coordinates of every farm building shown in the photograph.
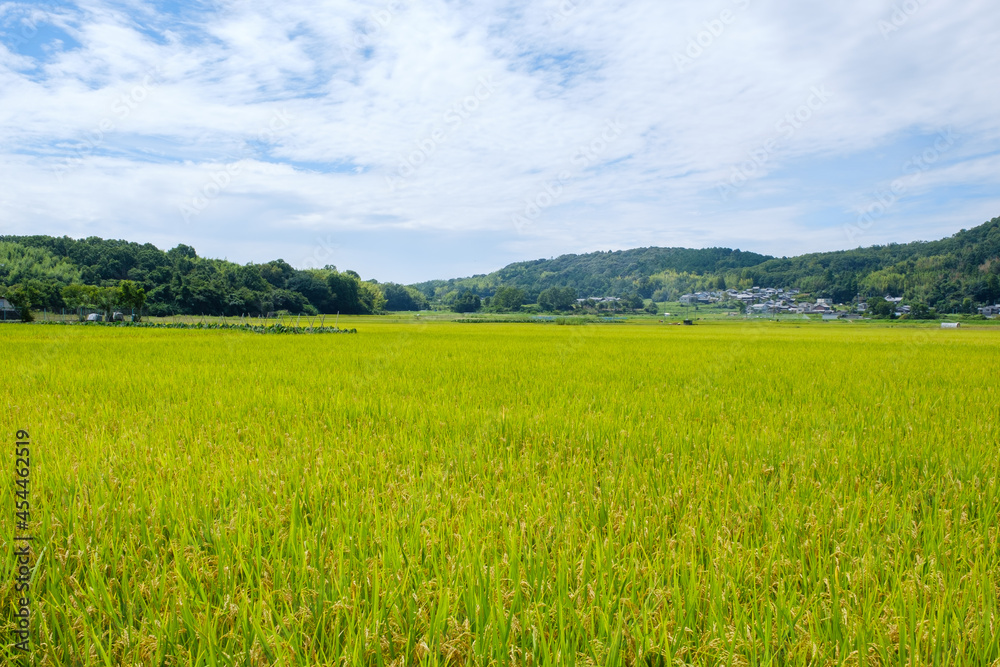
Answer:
[0,297,20,321]
[978,305,1000,317]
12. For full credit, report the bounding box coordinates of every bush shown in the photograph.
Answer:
[451,291,481,313]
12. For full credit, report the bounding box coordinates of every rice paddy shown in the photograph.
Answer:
[2,320,999,665]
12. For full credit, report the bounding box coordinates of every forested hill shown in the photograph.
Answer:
[414,216,1000,311]
[2,215,999,315]
[719,217,1000,308]
[0,236,418,316]
[413,247,772,300]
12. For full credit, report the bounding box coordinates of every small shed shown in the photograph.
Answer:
[941,322,961,329]
[0,297,20,321]
[87,313,104,322]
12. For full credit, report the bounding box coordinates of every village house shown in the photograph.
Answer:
[679,292,721,305]
[806,302,834,314]
[979,305,1000,317]
[681,287,800,310]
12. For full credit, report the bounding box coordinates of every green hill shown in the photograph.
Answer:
[0,236,387,317]
[412,247,772,302]
[2,215,999,315]
[415,216,1000,313]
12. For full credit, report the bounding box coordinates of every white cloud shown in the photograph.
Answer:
[1,0,999,282]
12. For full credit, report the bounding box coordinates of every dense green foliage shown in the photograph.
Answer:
[0,236,388,316]
[487,286,526,312]
[451,290,482,313]
[4,321,1000,664]
[415,216,1000,312]
[733,217,1000,311]
[415,247,772,304]
[381,282,430,312]
[4,215,1000,316]
[537,286,578,312]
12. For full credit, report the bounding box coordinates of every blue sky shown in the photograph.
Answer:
[1,0,998,283]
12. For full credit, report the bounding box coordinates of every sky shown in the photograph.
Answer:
[1,0,999,283]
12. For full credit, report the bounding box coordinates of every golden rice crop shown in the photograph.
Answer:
[2,321,999,665]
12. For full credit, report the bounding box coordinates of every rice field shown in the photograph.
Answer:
[2,320,1000,666]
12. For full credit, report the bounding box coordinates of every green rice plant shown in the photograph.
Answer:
[1,321,998,665]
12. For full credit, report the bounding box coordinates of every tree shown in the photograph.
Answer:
[62,284,99,320]
[118,280,146,321]
[537,286,577,312]
[287,270,334,313]
[452,291,481,313]
[830,273,859,305]
[635,276,654,298]
[167,244,198,260]
[988,274,1000,303]
[907,302,935,320]
[271,288,308,314]
[326,270,362,314]
[260,259,295,288]
[93,286,120,319]
[491,286,525,312]
[381,283,428,311]
[1,284,40,321]
[867,297,895,319]
[358,281,386,314]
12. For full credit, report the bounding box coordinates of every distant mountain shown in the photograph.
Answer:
[415,216,1000,312]
[413,247,773,301]
[720,217,1000,308]
[2,215,998,315]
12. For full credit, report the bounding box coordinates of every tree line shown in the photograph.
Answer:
[0,236,428,318]
[3,216,999,318]
[415,216,1000,314]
